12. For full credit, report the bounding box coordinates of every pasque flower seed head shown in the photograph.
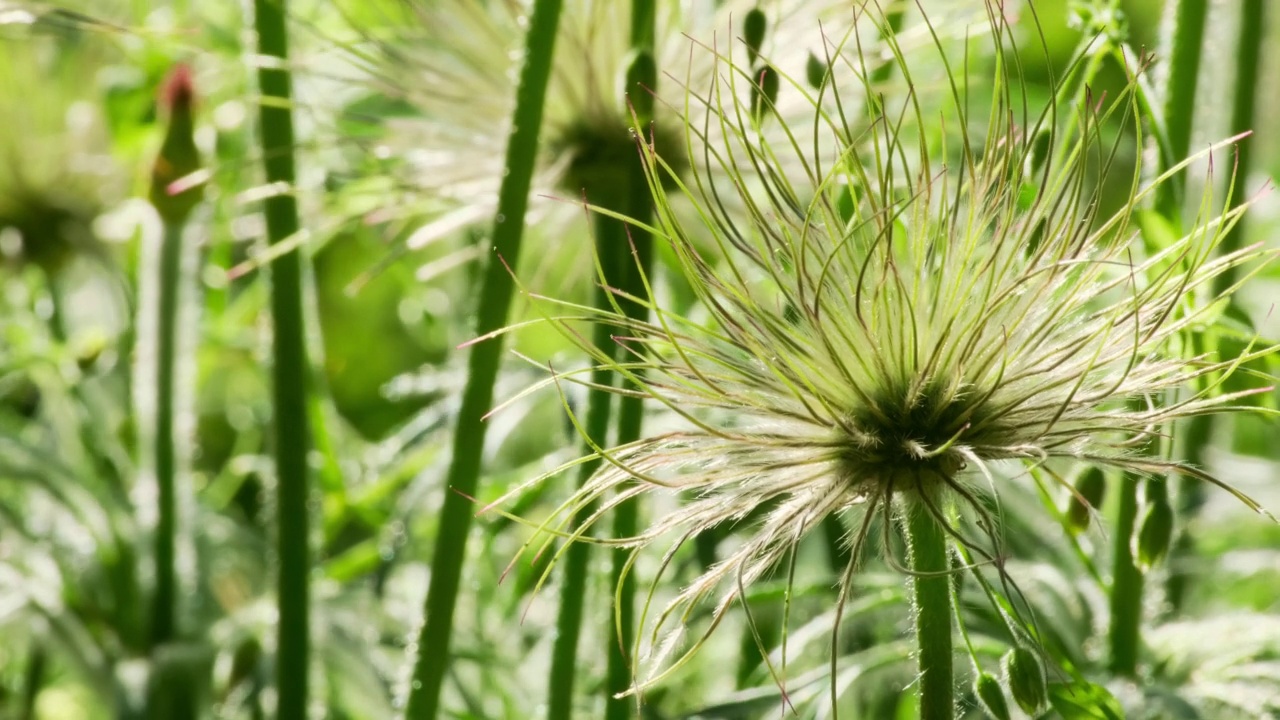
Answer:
[487,0,1277,696]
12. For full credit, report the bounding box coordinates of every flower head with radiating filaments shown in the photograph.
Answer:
[487,1,1276,697]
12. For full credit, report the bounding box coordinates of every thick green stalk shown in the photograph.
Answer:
[251,2,312,717]
[1155,0,1208,220]
[904,495,954,720]
[603,2,656,715]
[547,224,621,719]
[1107,476,1143,676]
[401,1,564,716]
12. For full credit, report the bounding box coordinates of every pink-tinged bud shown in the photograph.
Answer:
[160,62,196,116]
[150,63,203,224]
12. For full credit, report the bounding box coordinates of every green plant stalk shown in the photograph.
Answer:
[151,220,184,647]
[603,2,656,715]
[904,494,954,720]
[20,644,45,720]
[251,2,312,717]
[1155,0,1208,220]
[603,196,649,719]
[401,1,564,716]
[1166,0,1266,614]
[147,63,201,655]
[1213,0,1263,297]
[1107,0,1207,656]
[1107,476,1144,676]
[547,249,619,719]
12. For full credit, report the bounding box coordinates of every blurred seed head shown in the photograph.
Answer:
[0,45,121,275]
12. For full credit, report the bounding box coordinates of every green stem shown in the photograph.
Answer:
[1213,0,1263,296]
[251,2,311,716]
[903,495,954,720]
[1155,0,1208,220]
[1167,2,1264,611]
[151,220,183,647]
[20,643,45,720]
[604,3,656,714]
[1107,476,1144,676]
[401,1,564,716]
[547,238,619,719]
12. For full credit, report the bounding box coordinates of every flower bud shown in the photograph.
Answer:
[743,8,767,65]
[806,51,827,90]
[974,671,1011,720]
[1065,466,1105,535]
[150,64,204,225]
[1137,497,1174,570]
[751,64,778,124]
[1003,646,1047,714]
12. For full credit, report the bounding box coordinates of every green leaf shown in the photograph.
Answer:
[1048,679,1126,719]
[1136,208,1179,253]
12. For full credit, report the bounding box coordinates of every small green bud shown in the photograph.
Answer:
[974,672,1011,720]
[743,8,767,65]
[806,51,827,90]
[1065,466,1106,535]
[1003,646,1047,714]
[1137,497,1174,570]
[750,64,779,124]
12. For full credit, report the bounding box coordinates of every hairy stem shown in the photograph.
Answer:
[150,220,183,647]
[904,495,954,720]
[1108,476,1144,676]
[251,1,312,715]
[401,1,564,716]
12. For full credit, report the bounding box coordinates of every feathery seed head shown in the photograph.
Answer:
[493,0,1276,696]
[346,0,856,257]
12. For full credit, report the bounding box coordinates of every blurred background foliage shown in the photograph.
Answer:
[0,0,1278,718]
